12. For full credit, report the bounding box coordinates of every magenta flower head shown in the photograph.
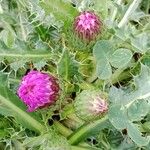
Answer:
[17,70,59,112]
[74,11,102,41]
[74,90,108,121]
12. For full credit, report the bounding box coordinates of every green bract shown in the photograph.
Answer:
[74,90,108,121]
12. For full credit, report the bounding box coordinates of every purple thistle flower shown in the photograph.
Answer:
[74,11,102,41]
[74,90,108,121]
[17,70,59,112]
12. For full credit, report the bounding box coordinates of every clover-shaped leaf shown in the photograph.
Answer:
[93,40,132,79]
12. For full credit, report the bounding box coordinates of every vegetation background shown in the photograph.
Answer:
[0,0,150,149]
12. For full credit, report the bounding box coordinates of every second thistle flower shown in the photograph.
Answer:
[74,90,108,121]
[74,11,102,41]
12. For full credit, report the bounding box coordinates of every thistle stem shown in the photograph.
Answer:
[118,0,142,28]
[71,146,100,150]
[142,121,150,132]
[108,66,130,84]
[53,121,94,147]
[53,121,73,137]
[68,115,109,145]
[111,0,123,21]
[68,114,84,125]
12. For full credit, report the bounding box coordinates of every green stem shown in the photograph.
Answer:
[109,67,131,84]
[53,121,73,137]
[53,121,91,147]
[0,53,51,59]
[111,0,123,21]
[68,115,109,145]
[68,114,84,125]
[0,3,3,14]
[19,13,27,41]
[0,94,45,134]
[8,78,20,83]
[142,121,150,132]
[71,146,100,150]
[17,2,27,42]
[118,0,142,28]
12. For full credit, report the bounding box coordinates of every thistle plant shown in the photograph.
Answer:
[0,0,150,150]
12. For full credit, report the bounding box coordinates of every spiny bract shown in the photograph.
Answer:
[74,90,108,121]
[74,11,102,41]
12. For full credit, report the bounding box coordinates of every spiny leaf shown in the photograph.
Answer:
[0,41,51,61]
[57,48,78,81]
[0,30,15,47]
[108,104,128,130]
[109,86,126,104]
[127,99,149,121]
[108,64,150,146]
[109,65,150,106]
[131,64,150,100]
[131,32,150,53]
[23,132,70,150]
[40,0,78,28]
[0,40,51,72]
[127,122,150,146]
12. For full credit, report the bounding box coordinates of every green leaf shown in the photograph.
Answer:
[93,40,114,79]
[0,74,45,133]
[0,106,13,116]
[110,48,132,68]
[10,60,26,72]
[0,30,15,47]
[131,64,150,101]
[110,65,150,106]
[0,49,51,62]
[127,99,149,121]
[129,10,146,22]
[57,48,78,81]
[0,73,7,84]
[115,24,137,41]
[96,59,112,80]
[12,140,25,150]
[34,61,47,70]
[0,129,8,139]
[23,132,70,150]
[142,121,150,132]
[23,134,49,147]
[0,40,51,71]
[93,0,108,18]
[108,64,150,146]
[93,40,114,60]
[127,122,150,146]
[68,115,109,145]
[109,86,125,104]
[142,55,150,67]
[108,104,128,130]
[131,32,150,53]
[40,0,78,28]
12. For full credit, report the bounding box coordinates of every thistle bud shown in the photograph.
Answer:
[74,11,102,41]
[17,70,59,112]
[74,90,108,121]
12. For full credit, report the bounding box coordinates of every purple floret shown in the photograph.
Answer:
[17,70,59,112]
